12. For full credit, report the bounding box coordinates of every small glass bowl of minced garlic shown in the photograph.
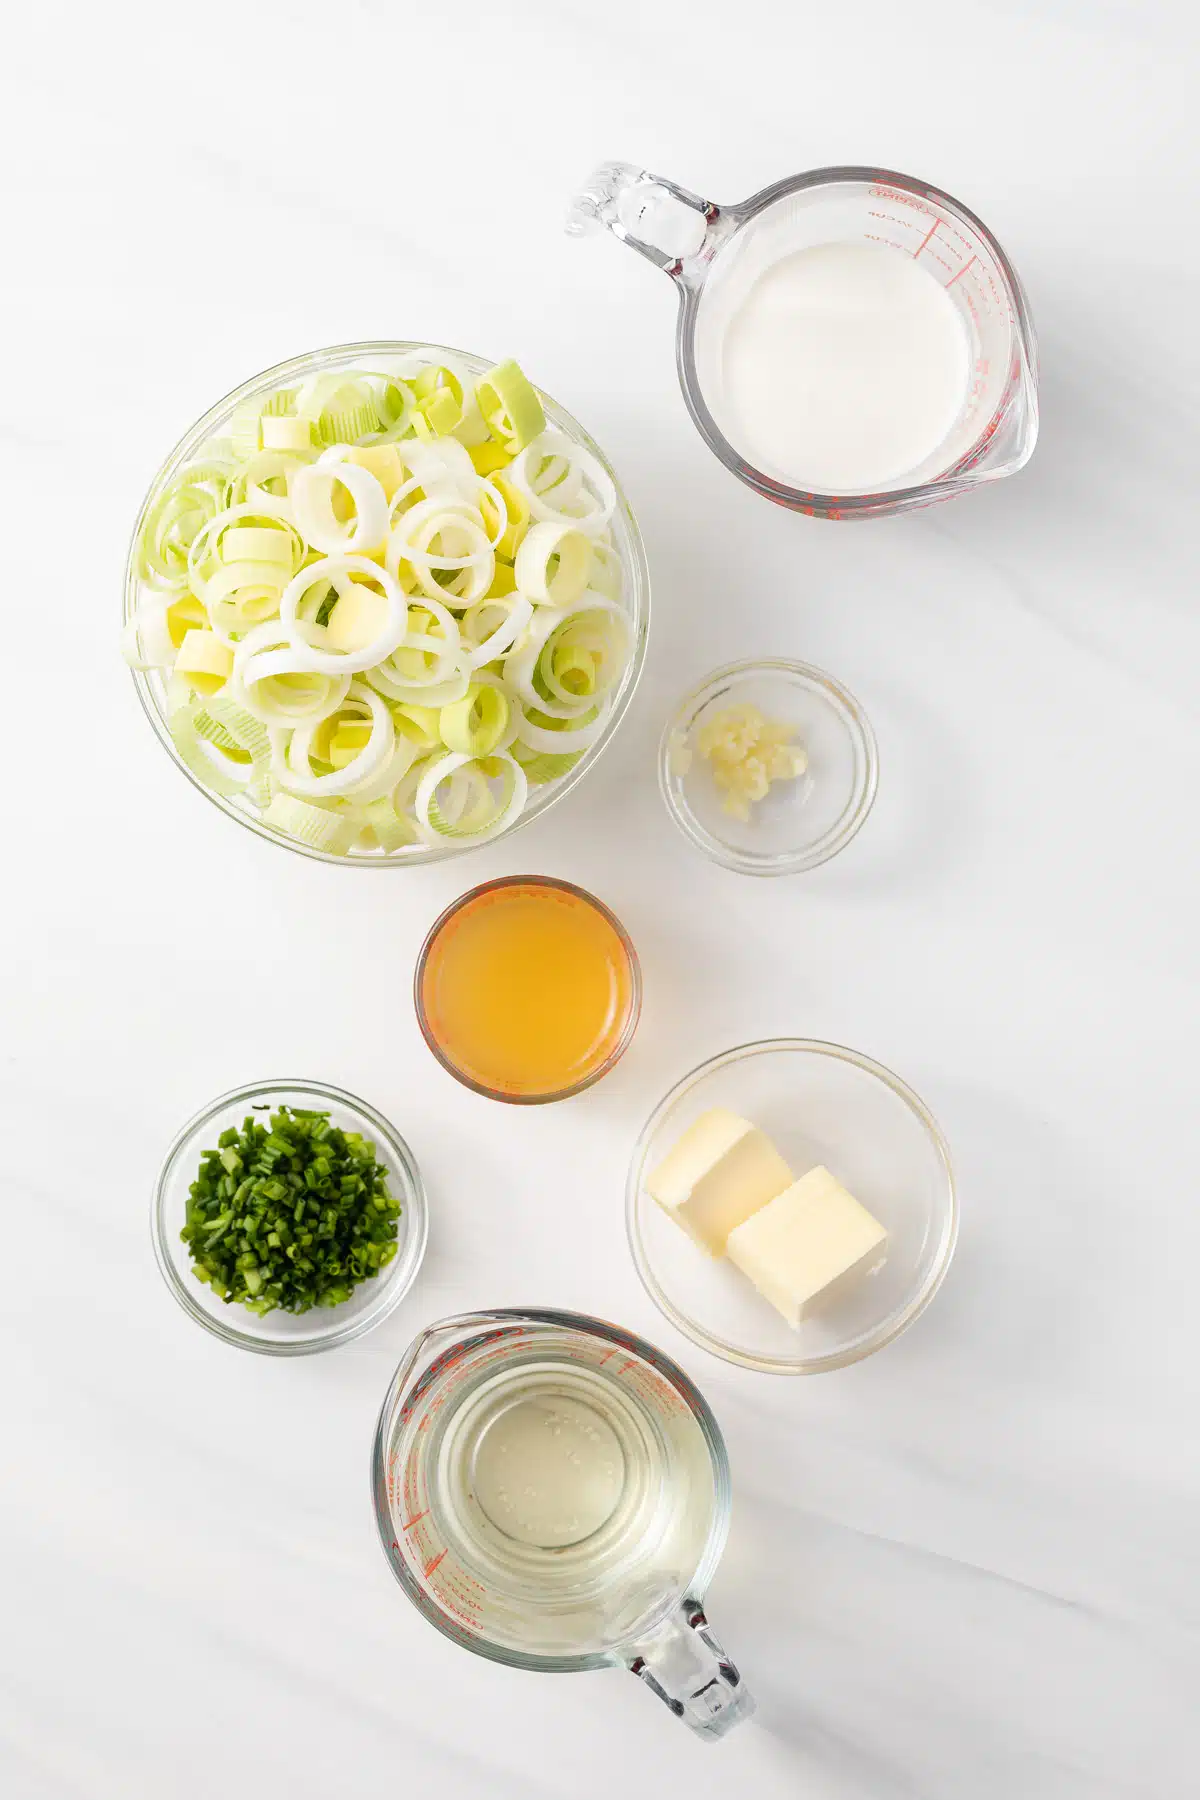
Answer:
[659,659,878,875]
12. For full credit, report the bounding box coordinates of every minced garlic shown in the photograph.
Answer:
[694,704,807,821]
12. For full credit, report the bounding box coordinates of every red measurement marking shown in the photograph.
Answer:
[597,1349,616,1364]
[945,255,977,289]
[424,1549,448,1579]
[402,1510,429,1532]
[913,218,940,257]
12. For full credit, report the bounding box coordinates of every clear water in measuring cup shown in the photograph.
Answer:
[692,180,1019,497]
[382,1325,719,1661]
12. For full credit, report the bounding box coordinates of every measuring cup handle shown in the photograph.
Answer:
[566,161,723,279]
[626,1602,755,1740]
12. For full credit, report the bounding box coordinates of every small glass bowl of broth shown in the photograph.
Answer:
[415,877,642,1103]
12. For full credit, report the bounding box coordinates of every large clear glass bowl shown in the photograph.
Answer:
[125,341,650,865]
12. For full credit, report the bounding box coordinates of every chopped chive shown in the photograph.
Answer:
[179,1105,401,1316]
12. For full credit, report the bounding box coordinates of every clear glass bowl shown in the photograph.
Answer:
[125,341,650,865]
[626,1040,956,1374]
[414,875,642,1104]
[658,659,878,875]
[152,1078,429,1354]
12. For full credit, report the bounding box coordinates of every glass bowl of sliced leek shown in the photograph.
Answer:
[124,342,650,864]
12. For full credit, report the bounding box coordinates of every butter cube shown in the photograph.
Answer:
[647,1108,793,1255]
[726,1165,887,1326]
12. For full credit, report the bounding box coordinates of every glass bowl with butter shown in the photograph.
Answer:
[626,1039,956,1374]
[659,659,877,875]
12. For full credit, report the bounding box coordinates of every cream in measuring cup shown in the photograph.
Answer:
[719,240,971,493]
[569,162,1038,519]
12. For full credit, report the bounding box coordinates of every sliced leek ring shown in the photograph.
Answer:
[514,699,608,756]
[439,678,512,757]
[509,430,616,538]
[414,750,528,845]
[461,593,533,669]
[261,791,356,854]
[291,459,390,555]
[475,359,546,454]
[136,459,234,592]
[513,520,593,606]
[279,680,396,799]
[279,556,407,674]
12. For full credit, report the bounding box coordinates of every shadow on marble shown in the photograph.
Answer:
[880,1079,1107,1399]
[802,672,981,906]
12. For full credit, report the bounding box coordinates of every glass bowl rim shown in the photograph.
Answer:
[625,1036,957,1373]
[413,874,643,1104]
[125,339,650,867]
[657,657,879,875]
[151,1076,429,1354]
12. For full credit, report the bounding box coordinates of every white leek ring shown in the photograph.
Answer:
[385,497,494,606]
[187,505,303,602]
[513,520,593,605]
[233,450,314,521]
[280,680,395,798]
[414,750,528,845]
[503,609,592,720]
[122,599,177,670]
[279,556,407,674]
[589,539,624,599]
[461,594,533,668]
[514,700,608,756]
[510,431,616,538]
[291,460,390,555]
[362,592,462,701]
[234,621,353,725]
[333,732,420,806]
[202,559,289,641]
[536,596,631,708]
[136,460,233,591]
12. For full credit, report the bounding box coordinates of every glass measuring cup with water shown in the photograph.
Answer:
[568,162,1038,519]
[372,1307,754,1739]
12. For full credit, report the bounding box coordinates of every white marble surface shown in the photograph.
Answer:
[2,1,1198,1794]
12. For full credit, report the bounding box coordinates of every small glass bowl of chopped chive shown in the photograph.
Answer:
[152,1079,428,1354]
[658,659,878,876]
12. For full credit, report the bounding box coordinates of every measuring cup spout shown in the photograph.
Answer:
[385,1310,508,1417]
[566,161,725,280]
[627,1602,755,1740]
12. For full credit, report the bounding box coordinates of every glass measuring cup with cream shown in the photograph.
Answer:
[568,163,1037,518]
[372,1308,753,1738]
